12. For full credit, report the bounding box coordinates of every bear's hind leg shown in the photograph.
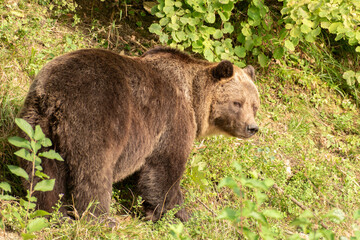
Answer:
[66,152,115,219]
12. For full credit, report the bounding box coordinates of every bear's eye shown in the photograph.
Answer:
[233,101,242,108]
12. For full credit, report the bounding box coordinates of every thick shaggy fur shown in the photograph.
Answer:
[19,47,260,221]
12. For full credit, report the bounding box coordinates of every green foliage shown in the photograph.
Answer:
[218,162,360,239]
[149,0,360,89]
[1,118,63,239]
[169,222,191,240]
[1,0,360,238]
[217,162,283,239]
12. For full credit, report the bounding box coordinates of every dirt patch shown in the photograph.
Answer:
[74,0,159,55]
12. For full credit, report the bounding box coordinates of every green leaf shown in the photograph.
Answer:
[0,195,16,200]
[249,211,267,225]
[39,150,64,161]
[160,34,169,43]
[262,209,283,219]
[273,47,284,59]
[241,25,252,37]
[21,233,37,240]
[8,136,31,150]
[205,12,215,23]
[217,208,239,221]
[328,22,341,33]
[324,208,345,224]
[20,199,36,209]
[245,39,254,50]
[213,29,223,39]
[356,72,360,84]
[15,118,34,139]
[203,26,216,35]
[27,217,49,233]
[0,182,11,192]
[222,2,234,12]
[176,31,187,41]
[353,209,360,220]
[34,179,55,192]
[35,170,50,180]
[149,23,162,35]
[31,141,42,155]
[284,40,295,51]
[159,17,169,26]
[279,28,287,40]
[8,165,29,180]
[26,193,37,203]
[263,178,274,188]
[30,210,51,218]
[234,61,246,68]
[218,177,241,196]
[258,53,269,67]
[204,48,214,62]
[223,22,234,34]
[343,70,356,86]
[163,6,174,14]
[218,11,230,22]
[254,191,268,205]
[234,46,246,58]
[248,6,261,26]
[320,21,331,29]
[290,26,301,38]
[242,227,259,240]
[305,32,316,42]
[174,1,182,7]
[40,138,52,147]
[253,35,262,46]
[33,125,45,141]
[318,229,335,240]
[300,24,311,34]
[299,209,314,219]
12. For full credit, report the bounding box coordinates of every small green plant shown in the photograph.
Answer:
[218,162,283,239]
[169,222,191,240]
[1,118,64,239]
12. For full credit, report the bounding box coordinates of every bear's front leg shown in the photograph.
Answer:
[136,151,190,222]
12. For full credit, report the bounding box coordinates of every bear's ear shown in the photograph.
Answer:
[243,65,256,81]
[212,60,234,81]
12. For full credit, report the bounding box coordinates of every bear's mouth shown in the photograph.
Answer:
[232,127,258,139]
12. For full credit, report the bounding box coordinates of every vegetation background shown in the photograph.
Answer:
[0,0,360,239]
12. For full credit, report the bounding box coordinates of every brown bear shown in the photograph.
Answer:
[19,47,260,222]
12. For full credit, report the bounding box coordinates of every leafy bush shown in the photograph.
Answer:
[1,118,64,239]
[149,0,360,87]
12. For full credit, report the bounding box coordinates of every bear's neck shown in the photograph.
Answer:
[141,56,213,138]
[191,69,215,138]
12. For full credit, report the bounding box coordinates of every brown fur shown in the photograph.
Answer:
[18,47,260,222]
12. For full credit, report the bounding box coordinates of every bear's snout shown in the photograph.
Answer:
[246,124,259,135]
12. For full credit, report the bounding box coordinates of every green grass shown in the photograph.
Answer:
[1,0,360,239]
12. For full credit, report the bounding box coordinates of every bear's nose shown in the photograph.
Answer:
[246,124,259,135]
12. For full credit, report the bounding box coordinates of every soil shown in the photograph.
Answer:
[74,0,159,55]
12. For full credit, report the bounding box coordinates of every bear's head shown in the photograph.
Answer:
[209,61,260,139]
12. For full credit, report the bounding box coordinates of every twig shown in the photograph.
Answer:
[195,197,217,217]
[339,169,360,188]
[117,35,148,51]
[272,182,307,210]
